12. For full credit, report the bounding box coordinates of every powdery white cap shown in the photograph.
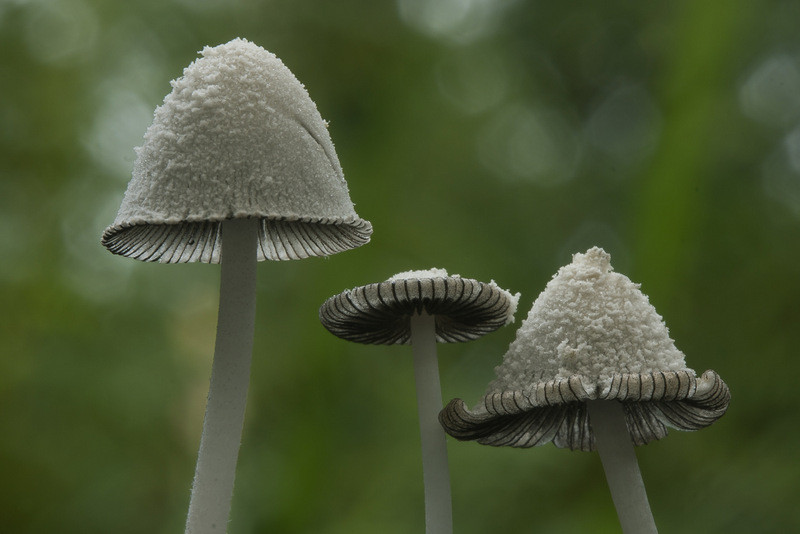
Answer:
[102,38,371,263]
[390,267,452,281]
[440,247,730,450]
[319,269,520,345]
[491,246,688,390]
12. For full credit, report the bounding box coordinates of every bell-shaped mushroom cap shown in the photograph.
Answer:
[101,38,372,263]
[319,268,521,345]
[440,247,730,451]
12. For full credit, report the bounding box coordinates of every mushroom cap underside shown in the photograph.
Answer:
[440,369,730,451]
[101,216,372,263]
[319,276,517,345]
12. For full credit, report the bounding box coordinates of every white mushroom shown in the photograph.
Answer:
[102,38,372,534]
[319,269,519,534]
[440,247,730,533]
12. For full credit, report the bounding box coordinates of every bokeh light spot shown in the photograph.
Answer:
[83,89,155,179]
[761,128,800,218]
[397,0,515,44]
[478,103,582,186]
[584,82,661,166]
[740,54,800,126]
[435,47,511,114]
[22,0,98,65]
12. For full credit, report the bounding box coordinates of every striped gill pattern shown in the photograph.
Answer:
[440,369,730,451]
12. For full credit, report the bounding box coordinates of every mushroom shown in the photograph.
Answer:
[101,38,372,534]
[319,269,520,534]
[440,247,730,533]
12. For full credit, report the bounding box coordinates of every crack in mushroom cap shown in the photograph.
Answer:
[439,247,730,450]
[101,38,371,263]
[319,269,521,345]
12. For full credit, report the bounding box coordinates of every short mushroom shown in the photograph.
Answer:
[101,38,372,534]
[319,269,520,534]
[440,247,730,534]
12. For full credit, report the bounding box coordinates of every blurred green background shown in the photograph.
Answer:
[2,0,799,532]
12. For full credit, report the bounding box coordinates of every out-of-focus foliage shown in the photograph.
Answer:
[2,0,799,532]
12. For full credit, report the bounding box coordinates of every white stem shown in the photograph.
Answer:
[587,400,658,534]
[410,312,453,534]
[185,218,259,534]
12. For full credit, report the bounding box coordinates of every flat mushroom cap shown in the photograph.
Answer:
[439,247,731,451]
[319,268,520,345]
[101,38,371,263]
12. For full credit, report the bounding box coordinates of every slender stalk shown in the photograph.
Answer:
[587,400,658,534]
[410,311,453,534]
[185,218,259,534]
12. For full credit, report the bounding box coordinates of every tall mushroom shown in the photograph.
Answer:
[101,38,372,534]
[440,248,730,533]
[319,269,520,534]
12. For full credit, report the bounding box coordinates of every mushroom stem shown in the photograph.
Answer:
[410,311,453,534]
[185,218,259,534]
[587,400,658,534]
